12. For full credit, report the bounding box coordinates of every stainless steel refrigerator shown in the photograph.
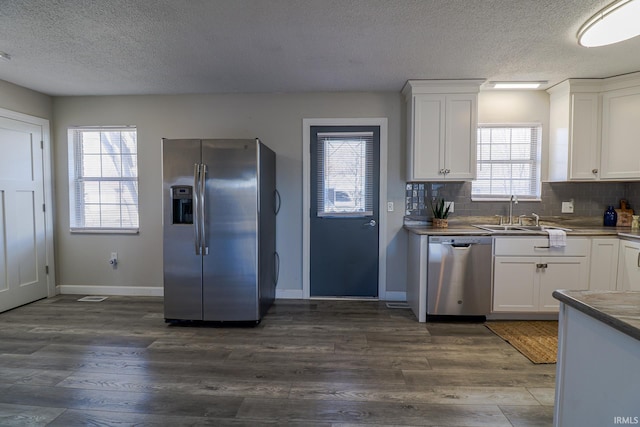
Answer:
[162,138,278,322]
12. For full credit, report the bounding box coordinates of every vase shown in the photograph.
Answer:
[603,205,617,227]
[433,218,448,228]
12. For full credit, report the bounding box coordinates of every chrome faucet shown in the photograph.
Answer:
[507,195,518,225]
[532,212,540,226]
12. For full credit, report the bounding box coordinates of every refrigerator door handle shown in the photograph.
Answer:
[200,163,208,255]
[193,163,201,255]
[274,189,281,215]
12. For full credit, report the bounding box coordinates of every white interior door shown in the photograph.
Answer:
[0,116,48,313]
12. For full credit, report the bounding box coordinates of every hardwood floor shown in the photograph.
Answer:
[0,296,555,426]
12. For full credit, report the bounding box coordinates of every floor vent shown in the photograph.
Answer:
[385,302,410,309]
[77,296,108,302]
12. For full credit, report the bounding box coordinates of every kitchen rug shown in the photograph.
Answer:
[485,321,558,364]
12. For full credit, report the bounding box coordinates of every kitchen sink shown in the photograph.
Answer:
[517,225,572,232]
[473,224,572,233]
[473,225,528,232]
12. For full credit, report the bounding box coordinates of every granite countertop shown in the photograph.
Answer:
[553,290,640,341]
[404,216,631,237]
[404,224,623,237]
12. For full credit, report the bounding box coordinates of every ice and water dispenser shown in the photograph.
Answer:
[171,186,193,224]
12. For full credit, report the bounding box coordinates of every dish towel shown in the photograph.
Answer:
[547,229,566,248]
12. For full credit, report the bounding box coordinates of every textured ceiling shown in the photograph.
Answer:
[1,0,639,96]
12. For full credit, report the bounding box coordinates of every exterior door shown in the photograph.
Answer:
[310,126,380,297]
[0,116,47,313]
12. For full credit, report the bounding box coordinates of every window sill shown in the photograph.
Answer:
[70,228,139,235]
[471,197,541,202]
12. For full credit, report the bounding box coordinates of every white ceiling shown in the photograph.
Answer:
[1,0,639,96]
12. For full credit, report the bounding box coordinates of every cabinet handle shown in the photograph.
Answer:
[536,263,548,269]
[637,252,640,268]
[592,169,598,174]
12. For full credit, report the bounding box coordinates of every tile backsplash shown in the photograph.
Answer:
[405,181,640,219]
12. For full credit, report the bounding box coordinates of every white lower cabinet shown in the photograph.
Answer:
[616,239,640,291]
[588,238,619,290]
[492,237,589,313]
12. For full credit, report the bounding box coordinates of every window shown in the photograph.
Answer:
[68,126,139,232]
[316,131,374,216]
[472,124,541,200]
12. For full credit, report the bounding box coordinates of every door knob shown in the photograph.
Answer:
[364,219,377,227]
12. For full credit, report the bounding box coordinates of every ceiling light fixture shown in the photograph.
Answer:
[577,0,640,47]
[0,52,11,61]
[488,82,546,90]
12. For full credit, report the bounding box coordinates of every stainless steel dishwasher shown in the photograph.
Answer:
[427,236,492,317]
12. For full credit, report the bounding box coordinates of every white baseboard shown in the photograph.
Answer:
[382,291,406,301]
[57,285,164,297]
[56,286,404,301]
[275,288,304,299]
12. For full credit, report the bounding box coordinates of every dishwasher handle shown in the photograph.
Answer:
[441,241,474,248]
[451,243,472,248]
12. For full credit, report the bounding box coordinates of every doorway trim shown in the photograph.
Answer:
[0,107,56,298]
[302,118,388,299]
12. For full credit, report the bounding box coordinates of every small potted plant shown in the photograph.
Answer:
[430,198,451,228]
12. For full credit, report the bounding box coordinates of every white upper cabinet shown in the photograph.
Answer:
[547,73,640,182]
[547,80,601,181]
[600,85,640,179]
[403,80,482,181]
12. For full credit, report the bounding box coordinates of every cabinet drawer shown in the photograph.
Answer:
[494,237,589,257]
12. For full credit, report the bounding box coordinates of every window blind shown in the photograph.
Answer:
[472,124,541,199]
[68,126,139,232]
[316,131,374,217]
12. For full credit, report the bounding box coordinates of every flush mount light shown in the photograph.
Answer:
[0,51,11,61]
[578,0,640,47]
[488,81,547,90]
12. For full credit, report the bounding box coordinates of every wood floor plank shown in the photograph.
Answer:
[56,371,292,399]
[236,397,513,426]
[499,405,555,427]
[47,409,332,426]
[525,387,556,406]
[289,383,541,406]
[0,403,65,426]
[403,367,556,388]
[0,384,243,418]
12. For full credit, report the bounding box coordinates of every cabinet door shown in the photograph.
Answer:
[601,87,640,179]
[569,93,600,180]
[617,240,640,291]
[444,94,477,180]
[493,256,538,312]
[410,94,445,180]
[589,238,619,290]
[538,257,589,312]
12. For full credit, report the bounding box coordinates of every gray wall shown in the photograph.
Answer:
[52,92,407,295]
[0,79,52,119]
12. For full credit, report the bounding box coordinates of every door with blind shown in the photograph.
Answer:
[0,116,48,313]
[310,126,380,297]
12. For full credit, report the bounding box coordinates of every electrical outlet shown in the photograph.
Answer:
[561,200,574,213]
[387,202,394,212]
[444,201,454,213]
